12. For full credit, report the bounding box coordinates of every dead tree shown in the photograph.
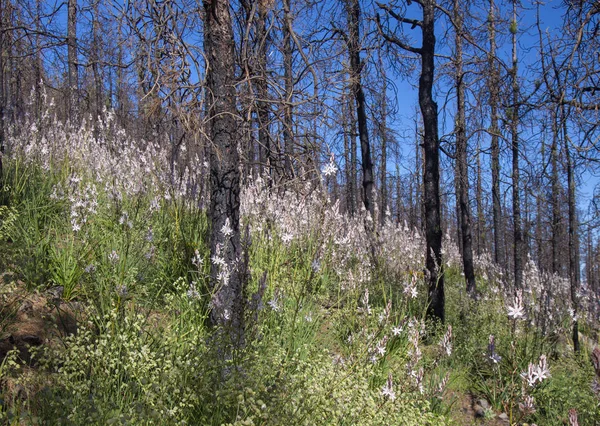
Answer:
[344,0,375,217]
[67,0,78,121]
[510,0,524,290]
[204,0,245,344]
[452,0,476,296]
[377,0,445,322]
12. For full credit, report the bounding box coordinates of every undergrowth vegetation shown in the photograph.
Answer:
[0,114,598,425]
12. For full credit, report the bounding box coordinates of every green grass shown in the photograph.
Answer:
[0,151,597,425]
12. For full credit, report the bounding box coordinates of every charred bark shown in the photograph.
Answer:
[204,0,245,344]
[488,0,504,271]
[282,0,294,179]
[562,106,580,353]
[511,0,524,290]
[454,0,476,296]
[345,0,374,217]
[67,0,78,121]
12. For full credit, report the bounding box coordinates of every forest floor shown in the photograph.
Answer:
[0,278,525,426]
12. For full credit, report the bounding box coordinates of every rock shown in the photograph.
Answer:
[46,286,64,302]
[477,398,491,410]
[18,300,33,316]
[474,404,486,418]
[498,412,510,424]
[21,335,42,346]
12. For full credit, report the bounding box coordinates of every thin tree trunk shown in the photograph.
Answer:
[379,57,388,222]
[91,1,102,133]
[536,137,544,270]
[67,0,78,121]
[256,3,273,178]
[454,0,476,295]
[455,152,463,255]
[511,0,523,290]
[345,0,374,217]
[204,0,245,344]
[350,94,358,214]
[0,0,4,194]
[551,112,561,275]
[35,0,43,122]
[396,168,402,223]
[282,0,294,179]
[488,0,504,271]
[420,0,444,322]
[414,119,422,231]
[562,106,580,353]
[476,139,485,255]
[379,76,388,223]
[342,90,355,215]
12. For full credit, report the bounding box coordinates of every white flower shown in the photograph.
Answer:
[536,354,550,381]
[211,255,226,267]
[490,352,502,364]
[217,268,231,285]
[220,218,233,238]
[521,354,550,387]
[519,395,536,415]
[358,288,371,315]
[507,304,525,319]
[392,325,403,336]
[381,373,396,401]
[568,307,578,322]
[222,308,231,321]
[192,249,203,268]
[439,325,453,356]
[322,154,338,177]
[403,274,418,299]
[507,290,525,320]
[187,281,201,300]
[268,290,282,312]
[410,287,418,299]
[521,363,538,387]
[268,298,281,312]
[414,368,424,394]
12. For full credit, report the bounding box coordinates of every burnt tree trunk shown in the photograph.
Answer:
[510,0,523,290]
[204,0,245,343]
[454,0,476,296]
[420,0,444,322]
[91,0,102,134]
[475,139,485,255]
[0,0,4,194]
[35,0,43,122]
[282,0,294,179]
[345,0,374,217]
[551,112,561,275]
[379,58,388,223]
[67,0,78,121]
[562,106,580,353]
[488,0,504,271]
[256,3,273,178]
[350,91,358,214]
[342,88,357,215]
